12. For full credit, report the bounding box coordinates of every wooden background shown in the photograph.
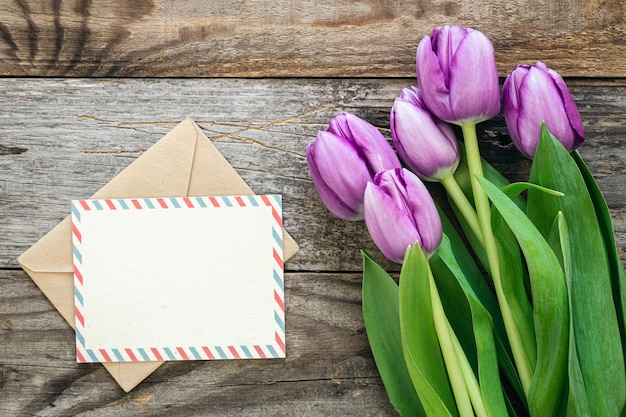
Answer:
[1,1,625,416]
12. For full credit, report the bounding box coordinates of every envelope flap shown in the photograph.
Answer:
[103,361,164,392]
[91,118,196,199]
[187,121,253,196]
[188,121,299,260]
[18,217,73,273]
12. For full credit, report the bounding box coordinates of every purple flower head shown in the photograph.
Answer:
[307,112,401,220]
[364,168,442,263]
[416,26,500,125]
[391,86,460,181]
[503,61,584,158]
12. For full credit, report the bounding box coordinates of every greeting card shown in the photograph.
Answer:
[71,195,285,363]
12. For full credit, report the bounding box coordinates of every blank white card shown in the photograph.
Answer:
[71,195,285,363]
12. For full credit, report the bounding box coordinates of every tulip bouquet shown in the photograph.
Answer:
[307,26,626,417]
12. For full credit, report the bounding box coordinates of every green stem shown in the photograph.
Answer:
[447,321,490,417]
[461,122,533,397]
[428,266,475,417]
[440,174,485,247]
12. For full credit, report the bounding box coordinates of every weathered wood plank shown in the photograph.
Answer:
[1,78,625,271]
[0,268,396,416]
[0,0,624,77]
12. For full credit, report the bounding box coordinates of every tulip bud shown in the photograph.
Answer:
[307,112,401,221]
[364,168,442,262]
[503,61,584,158]
[391,86,460,181]
[416,25,500,125]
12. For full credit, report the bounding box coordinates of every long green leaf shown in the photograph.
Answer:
[572,150,626,370]
[493,180,567,373]
[491,210,536,372]
[399,245,458,417]
[362,251,425,416]
[436,208,506,343]
[476,175,569,417]
[527,126,626,416]
[548,212,591,417]
[434,236,509,417]
[501,182,563,200]
[436,205,526,408]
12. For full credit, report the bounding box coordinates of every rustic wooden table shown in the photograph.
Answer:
[1,1,625,416]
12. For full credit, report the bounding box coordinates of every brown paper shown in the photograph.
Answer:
[17,118,299,392]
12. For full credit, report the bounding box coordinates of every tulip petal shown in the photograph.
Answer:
[517,65,573,155]
[548,67,585,148]
[306,143,361,220]
[398,86,422,105]
[391,99,459,179]
[503,65,529,114]
[342,113,402,173]
[374,169,415,222]
[391,100,433,177]
[327,112,350,137]
[328,112,401,174]
[448,30,500,123]
[403,170,443,254]
[311,131,372,217]
[417,35,453,122]
[432,26,468,81]
[364,182,421,263]
[503,74,522,152]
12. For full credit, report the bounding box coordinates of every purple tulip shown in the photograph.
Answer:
[307,112,401,221]
[364,168,442,262]
[503,61,584,158]
[391,86,460,181]
[416,26,500,125]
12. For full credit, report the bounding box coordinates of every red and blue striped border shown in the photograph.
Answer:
[71,195,285,363]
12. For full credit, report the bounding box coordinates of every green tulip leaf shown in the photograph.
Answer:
[362,251,425,417]
[547,212,592,417]
[476,174,569,417]
[491,207,536,372]
[399,245,457,417]
[501,182,563,200]
[435,207,526,406]
[435,208,505,337]
[527,125,626,416]
[572,150,626,367]
[433,235,509,416]
[491,179,567,375]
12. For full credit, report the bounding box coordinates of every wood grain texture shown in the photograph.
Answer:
[1,78,625,272]
[1,1,625,413]
[0,0,625,77]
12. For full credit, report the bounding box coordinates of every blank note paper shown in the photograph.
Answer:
[71,195,285,363]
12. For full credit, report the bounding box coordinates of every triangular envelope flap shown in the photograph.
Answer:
[104,361,163,393]
[20,267,75,326]
[91,118,195,199]
[17,119,198,273]
[187,121,254,196]
[17,217,73,273]
[187,122,300,260]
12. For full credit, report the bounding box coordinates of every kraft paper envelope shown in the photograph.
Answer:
[17,117,299,392]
